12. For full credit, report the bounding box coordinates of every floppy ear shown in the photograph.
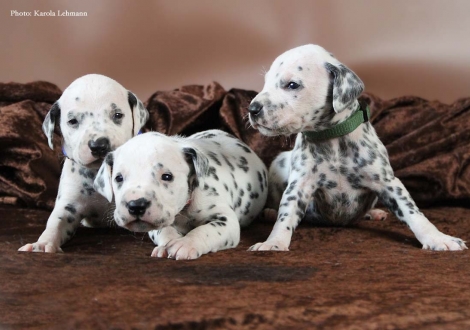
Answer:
[128,91,149,136]
[42,102,61,149]
[324,62,364,113]
[182,146,210,189]
[93,152,114,202]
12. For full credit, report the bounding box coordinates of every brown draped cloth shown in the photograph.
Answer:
[1,81,469,210]
[1,81,470,329]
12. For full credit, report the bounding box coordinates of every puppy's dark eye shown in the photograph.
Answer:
[68,119,79,126]
[113,113,123,120]
[115,174,123,183]
[161,173,173,182]
[286,82,300,90]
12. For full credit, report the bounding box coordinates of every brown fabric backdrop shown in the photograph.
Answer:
[1,81,469,211]
[1,81,470,330]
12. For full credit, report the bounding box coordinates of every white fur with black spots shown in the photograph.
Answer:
[18,74,148,253]
[93,130,268,260]
[248,44,466,252]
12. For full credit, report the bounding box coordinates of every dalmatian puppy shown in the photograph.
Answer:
[18,74,149,253]
[248,44,467,252]
[92,130,268,260]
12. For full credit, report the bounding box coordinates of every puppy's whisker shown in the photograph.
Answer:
[259,66,268,76]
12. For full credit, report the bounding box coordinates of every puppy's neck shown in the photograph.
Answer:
[302,99,370,143]
[305,100,360,133]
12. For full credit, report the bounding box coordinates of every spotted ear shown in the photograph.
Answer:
[324,62,364,113]
[128,91,149,136]
[182,147,210,189]
[42,102,61,149]
[93,152,114,202]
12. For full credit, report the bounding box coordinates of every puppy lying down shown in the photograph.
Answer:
[93,130,268,260]
[247,44,466,252]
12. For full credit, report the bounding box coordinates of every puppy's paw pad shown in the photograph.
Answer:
[422,233,467,251]
[18,242,63,253]
[365,209,388,221]
[248,240,289,251]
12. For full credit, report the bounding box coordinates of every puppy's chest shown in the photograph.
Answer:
[292,140,378,197]
[292,138,381,223]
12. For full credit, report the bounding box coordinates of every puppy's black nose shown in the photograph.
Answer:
[248,102,263,116]
[127,198,151,216]
[88,137,111,157]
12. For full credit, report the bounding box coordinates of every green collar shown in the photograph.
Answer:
[302,105,370,142]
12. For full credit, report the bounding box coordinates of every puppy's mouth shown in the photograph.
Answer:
[250,119,272,131]
[78,149,116,168]
[253,122,290,136]
[78,158,103,169]
[124,220,159,232]
[255,123,273,130]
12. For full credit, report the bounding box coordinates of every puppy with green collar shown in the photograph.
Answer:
[248,44,466,252]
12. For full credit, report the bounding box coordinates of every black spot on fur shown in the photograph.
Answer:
[128,91,137,110]
[237,157,249,172]
[105,153,114,167]
[236,143,252,153]
[249,192,259,199]
[65,204,76,214]
[78,167,96,180]
[208,152,222,166]
[222,154,235,171]
[208,166,219,180]
[326,181,337,189]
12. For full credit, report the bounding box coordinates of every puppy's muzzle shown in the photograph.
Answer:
[127,198,151,217]
[248,101,263,117]
[88,137,111,158]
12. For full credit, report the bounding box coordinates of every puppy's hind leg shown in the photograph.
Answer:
[266,151,291,209]
[263,151,291,223]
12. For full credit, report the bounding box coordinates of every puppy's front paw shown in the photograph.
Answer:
[152,238,203,260]
[151,246,169,258]
[18,242,63,253]
[248,240,289,251]
[421,232,467,251]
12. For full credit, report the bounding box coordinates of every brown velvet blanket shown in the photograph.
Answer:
[1,81,470,210]
[1,82,470,329]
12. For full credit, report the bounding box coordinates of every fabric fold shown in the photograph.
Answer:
[0,81,469,210]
